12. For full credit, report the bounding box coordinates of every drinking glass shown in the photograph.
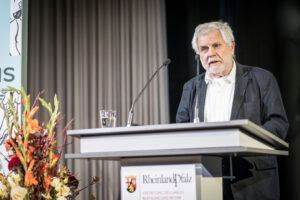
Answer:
[99,110,116,128]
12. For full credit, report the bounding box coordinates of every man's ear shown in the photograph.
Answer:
[231,41,235,55]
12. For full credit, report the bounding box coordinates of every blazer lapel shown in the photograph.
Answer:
[230,63,250,120]
[198,75,207,121]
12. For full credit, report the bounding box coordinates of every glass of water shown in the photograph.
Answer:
[99,110,117,128]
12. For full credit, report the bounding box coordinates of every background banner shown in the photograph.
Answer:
[0,0,23,174]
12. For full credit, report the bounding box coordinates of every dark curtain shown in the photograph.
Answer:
[166,0,220,122]
[166,0,300,199]
[219,1,300,198]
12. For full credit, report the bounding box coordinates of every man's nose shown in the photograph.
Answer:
[207,46,216,56]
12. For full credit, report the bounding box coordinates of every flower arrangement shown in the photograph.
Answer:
[0,87,98,200]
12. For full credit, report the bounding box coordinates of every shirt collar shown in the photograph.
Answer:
[205,61,236,85]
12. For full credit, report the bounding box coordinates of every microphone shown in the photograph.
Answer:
[126,59,171,127]
[194,54,200,123]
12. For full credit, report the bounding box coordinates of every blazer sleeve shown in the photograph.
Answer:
[259,71,289,139]
[176,83,192,123]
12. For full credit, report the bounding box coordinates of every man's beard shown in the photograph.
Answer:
[204,63,226,76]
[203,57,227,76]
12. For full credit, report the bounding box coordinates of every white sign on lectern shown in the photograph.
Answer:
[121,164,197,200]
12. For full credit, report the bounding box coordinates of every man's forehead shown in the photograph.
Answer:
[197,29,224,45]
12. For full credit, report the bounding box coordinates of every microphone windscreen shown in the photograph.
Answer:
[163,58,171,65]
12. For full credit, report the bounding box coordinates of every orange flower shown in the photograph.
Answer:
[25,171,38,186]
[24,140,28,149]
[22,96,28,106]
[49,140,56,150]
[17,137,22,143]
[16,150,25,164]
[5,140,11,151]
[25,146,35,163]
[43,163,50,173]
[28,106,39,118]
[43,175,52,190]
[50,154,60,168]
[16,128,24,136]
[29,145,35,152]
[52,154,60,162]
[5,139,18,151]
[26,146,35,163]
[7,139,17,148]
[26,119,42,134]
[28,159,35,171]
[27,151,32,163]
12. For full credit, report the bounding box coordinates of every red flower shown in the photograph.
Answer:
[8,157,21,171]
[68,175,79,189]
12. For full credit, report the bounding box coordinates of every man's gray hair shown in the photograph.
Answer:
[191,21,235,54]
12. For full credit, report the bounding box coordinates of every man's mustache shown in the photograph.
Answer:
[207,58,222,65]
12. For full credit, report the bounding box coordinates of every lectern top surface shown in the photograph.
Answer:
[67,119,288,149]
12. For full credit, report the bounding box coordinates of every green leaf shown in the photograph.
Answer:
[39,97,53,115]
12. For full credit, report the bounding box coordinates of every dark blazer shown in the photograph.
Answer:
[176,63,289,200]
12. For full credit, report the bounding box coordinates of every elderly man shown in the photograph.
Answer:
[176,21,289,200]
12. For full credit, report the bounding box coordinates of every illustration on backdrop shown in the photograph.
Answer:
[9,0,22,56]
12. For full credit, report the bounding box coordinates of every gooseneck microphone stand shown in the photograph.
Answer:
[126,59,171,127]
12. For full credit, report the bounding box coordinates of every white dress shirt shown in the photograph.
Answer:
[204,62,236,122]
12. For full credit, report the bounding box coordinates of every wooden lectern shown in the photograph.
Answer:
[65,119,288,200]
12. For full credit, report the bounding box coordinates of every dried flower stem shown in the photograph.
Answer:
[75,177,100,195]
